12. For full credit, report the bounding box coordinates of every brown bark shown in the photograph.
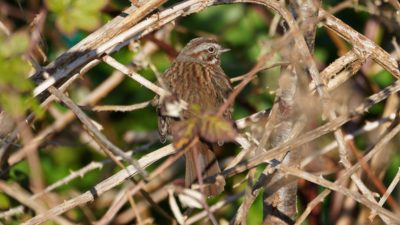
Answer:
[263,0,321,224]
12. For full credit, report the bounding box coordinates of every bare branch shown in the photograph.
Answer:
[21,144,175,225]
[47,86,147,178]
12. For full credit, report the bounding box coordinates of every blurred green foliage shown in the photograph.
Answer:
[45,0,108,35]
[0,32,42,118]
[373,70,394,88]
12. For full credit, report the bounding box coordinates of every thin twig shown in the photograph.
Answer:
[48,86,148,178]
[127,193,144,225]
[280,164,400,224]
[9,71,125,165]
[21,144,175,225]
[369,168,400,221]
[295,114,400,225]
[186,192,244,225]
[0,181,73,225]
[102,55,169,97]
[89,101,151,112]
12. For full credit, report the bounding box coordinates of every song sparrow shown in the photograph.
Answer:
[154,37,232,196]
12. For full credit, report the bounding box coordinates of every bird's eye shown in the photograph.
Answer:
[207,46,216,53]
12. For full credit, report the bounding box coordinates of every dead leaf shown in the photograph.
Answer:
[199,115,237,143]
[170,118,199,149]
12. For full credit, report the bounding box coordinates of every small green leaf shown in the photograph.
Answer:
[47,0,108,35]
[73,11,101,31]
[75,0,108,11]
[45,0,71,13]
[9,32,29,55]
[200,115,237,143]
[373,70,394,88]
[0,31,43,118]
[57,12,77,34]
[0,193,10,209]
[0,32,29,58]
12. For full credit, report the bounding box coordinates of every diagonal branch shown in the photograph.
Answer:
[21,144,175,225]
[47,86,148,178]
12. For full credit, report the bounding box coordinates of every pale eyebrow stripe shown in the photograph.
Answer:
[192,43,218,54]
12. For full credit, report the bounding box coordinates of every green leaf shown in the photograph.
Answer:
[0,32,29,58]
[9,32,29,55]
[373,70,394,88]
[57,11,77,34]
[73,11,101,31]
[45,0,71,13]
[47,0,108,35]
[74,0,108,11]
[247,193,263,225]
[200,115,237,143]
[0,31,43,118]
[0,193,10,209]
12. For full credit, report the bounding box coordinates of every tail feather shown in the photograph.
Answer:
[185,143,225,197]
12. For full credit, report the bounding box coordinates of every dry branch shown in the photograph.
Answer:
[280,165,400,224]
[21,144,175,225]
[48,86,147,178]
[369,168,400,221]
[295,113,400,224]
[0,181,73,225]
[320,9,400,79]
[2,1,400,224]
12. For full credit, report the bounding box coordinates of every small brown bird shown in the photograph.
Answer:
[155,37,232,196]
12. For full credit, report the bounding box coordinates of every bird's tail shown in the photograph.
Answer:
[185,143,225,197]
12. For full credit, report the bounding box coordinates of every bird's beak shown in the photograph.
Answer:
[219,48,230,53]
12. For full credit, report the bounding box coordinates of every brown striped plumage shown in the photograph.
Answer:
[155,37,232,196]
